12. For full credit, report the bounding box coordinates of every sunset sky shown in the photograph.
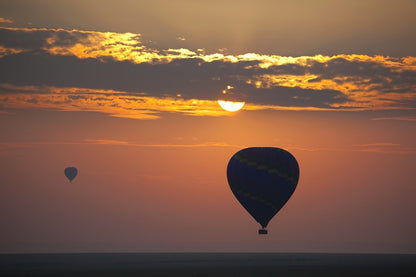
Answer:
[1,0,415,253]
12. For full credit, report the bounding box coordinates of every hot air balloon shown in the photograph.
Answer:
[227,147,299,234]
[64,167,78,182]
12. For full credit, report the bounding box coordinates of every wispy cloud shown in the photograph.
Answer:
[371,116,416,121]
[2,139,414,154]
[0,45,24,58]
[287,142,416,154]
[354,143,401,147]
[82,139,244,148]
[0,18,13,24]
[0,139,245,151]
[0,142,31,150]
[124,142,245,148]
[355,144,416,154]
[84,139,129,145]
[82,139,242,148]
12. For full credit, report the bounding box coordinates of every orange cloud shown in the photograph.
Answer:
[1,27,415,113]
[0,84,236,119]
[0,18,13,24]
[2,26,415,72]
[0,45,24,58]
[371,116,416,121]
[245,73,416,110]
[2,83,373,118]
[2,137,414,154]
[1,83,415,118]
[355,144,416,154]
[43,29,165,63]
[84,139,129,145]
[286,142,416,154]
[0,139,245,151]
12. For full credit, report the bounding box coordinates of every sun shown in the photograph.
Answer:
[217,100,245,112]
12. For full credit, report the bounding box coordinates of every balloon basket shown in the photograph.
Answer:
[258,229,268,235]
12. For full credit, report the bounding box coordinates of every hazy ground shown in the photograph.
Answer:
[1,253,415,277]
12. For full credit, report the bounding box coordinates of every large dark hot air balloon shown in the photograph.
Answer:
[64,167,78,182]
[227,147,299,234]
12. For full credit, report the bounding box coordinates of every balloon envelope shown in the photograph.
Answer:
[64,167,78,182]
[227,147,299,229]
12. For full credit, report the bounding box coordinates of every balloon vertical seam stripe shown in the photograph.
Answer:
[234,155,299,185]
[231,188,281,212]
[229,175,295,204]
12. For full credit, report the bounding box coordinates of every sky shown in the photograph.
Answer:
[0,0,415,253]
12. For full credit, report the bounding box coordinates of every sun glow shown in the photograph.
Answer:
[217,100,245,112]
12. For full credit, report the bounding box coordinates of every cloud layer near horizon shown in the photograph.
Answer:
[1,27,415,119]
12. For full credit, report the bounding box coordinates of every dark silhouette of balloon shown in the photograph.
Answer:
[64,167,78,182]
[227,147,299,234]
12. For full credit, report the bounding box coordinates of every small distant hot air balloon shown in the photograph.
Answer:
[227,147,299,234]
[64,167,78,182]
